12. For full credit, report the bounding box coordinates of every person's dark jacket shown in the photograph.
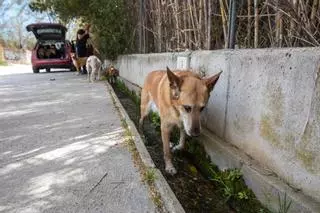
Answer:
[76,34,89,57]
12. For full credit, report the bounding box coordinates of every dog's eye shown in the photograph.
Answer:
[200,106,205,112]
[183,105,192,113]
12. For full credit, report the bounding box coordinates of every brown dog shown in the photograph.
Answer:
[71,53,87,74]
[139,67,222,175]
[106,65,119,84]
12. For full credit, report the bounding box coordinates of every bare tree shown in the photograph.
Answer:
[138,0,320,53]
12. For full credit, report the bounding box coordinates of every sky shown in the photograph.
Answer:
[0,0,49,45]
[0,0,76,46]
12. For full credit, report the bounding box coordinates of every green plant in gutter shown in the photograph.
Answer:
[210,169,251,202]
[277,193,292,213]
[115,80,128,93]
[149,112,161,131]
[131,90,141,106]
[143,168,157,184]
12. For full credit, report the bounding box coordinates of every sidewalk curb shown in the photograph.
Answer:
[105,82,185,213]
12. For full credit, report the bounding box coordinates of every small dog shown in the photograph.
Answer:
[106,65,119,84]
[139,67,222,175]
[71,53,87,74]
[86,55,102,83]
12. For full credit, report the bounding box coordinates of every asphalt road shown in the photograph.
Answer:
[0,65,156,213]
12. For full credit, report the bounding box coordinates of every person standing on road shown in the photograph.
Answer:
[75,24,90,74]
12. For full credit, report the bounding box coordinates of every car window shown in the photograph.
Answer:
[37,28,62,34]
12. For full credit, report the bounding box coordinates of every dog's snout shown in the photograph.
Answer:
[191,127,200,137]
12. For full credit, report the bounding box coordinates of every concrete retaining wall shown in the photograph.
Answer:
[114,48,320,204]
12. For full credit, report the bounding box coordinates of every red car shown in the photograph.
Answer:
[26,23,75,73]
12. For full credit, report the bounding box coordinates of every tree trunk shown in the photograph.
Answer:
[279,13,283,47]
[311,0,318,23]
[192,0,200,48]
[172,0,180,51]
[158,0,162,52]
[188,0,196,49]
[219,0,228,48]
[199,0,204,48]
[183,1,188,49]
[247,0,251,47]
[254,0,259,48]
[207,0,212,49]
[204,0,208,49]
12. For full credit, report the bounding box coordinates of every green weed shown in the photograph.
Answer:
[149,112,161,131]
[0,60,7,66]
[144,168,157,184]
[277,193,292,213]
[210,169,251,202]
[100,75,108,81]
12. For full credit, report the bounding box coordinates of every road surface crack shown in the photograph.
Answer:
[88,172,108,194]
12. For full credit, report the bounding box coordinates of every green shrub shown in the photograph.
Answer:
[0,60,7,66]
[29,0,136,60]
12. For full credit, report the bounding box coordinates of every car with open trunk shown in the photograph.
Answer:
[26,23,75,73]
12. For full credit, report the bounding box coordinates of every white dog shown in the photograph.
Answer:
[86,55,102,83]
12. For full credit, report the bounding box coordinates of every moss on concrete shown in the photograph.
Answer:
[295,149,315,172]
[260,115,281,147]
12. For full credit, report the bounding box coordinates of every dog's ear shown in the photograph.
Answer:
[167,67,181,89]
[167,67,181,99]
[204,71,222,92]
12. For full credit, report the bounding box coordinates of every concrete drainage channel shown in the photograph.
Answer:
[106,81,271,213]
[105,80,320,213]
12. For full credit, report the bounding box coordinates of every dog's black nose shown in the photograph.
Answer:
[192,127,200,137]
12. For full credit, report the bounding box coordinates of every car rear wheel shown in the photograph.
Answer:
[33,67,39,73]
[46,68,51,72]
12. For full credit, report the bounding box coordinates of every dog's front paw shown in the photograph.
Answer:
[169,142,175,149]
[165,165,177,175]
[172,144,184,153]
